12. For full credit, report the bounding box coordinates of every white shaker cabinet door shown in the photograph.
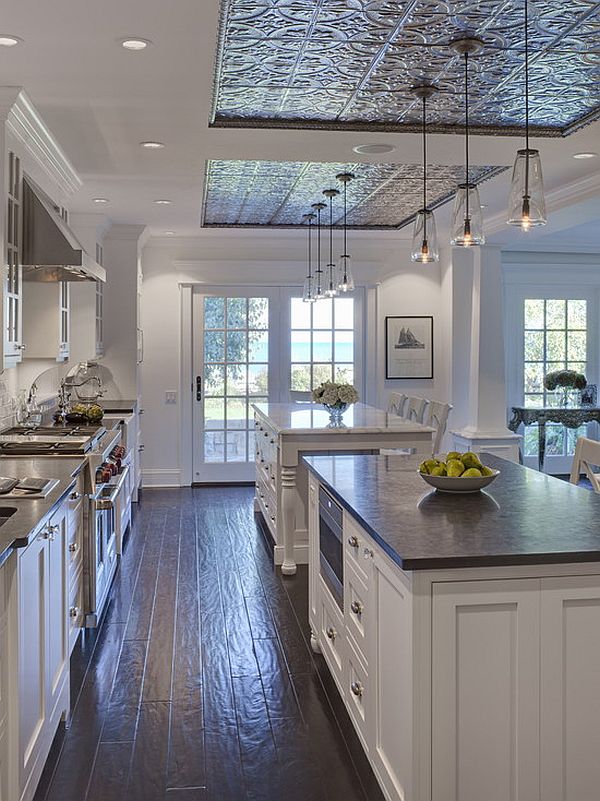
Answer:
[370,550,413,801]
[46,506,69,715]
[432,579,540,801]
[540,576,600,801]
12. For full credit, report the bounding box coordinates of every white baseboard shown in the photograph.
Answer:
[142,468,182,488]
[274,543,309,566]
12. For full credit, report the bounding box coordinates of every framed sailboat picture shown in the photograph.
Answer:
[385,316,433,379]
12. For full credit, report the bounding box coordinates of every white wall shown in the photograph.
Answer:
[139,231,451,484]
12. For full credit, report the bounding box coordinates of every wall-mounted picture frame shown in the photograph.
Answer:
[385,315,433,380]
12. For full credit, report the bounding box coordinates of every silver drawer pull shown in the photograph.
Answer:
[69,542,79,553]
[347,535,359,549]
[69,606,79,619]
[350,600,363,616]
[326,626,336,641]
[351,681,364,698]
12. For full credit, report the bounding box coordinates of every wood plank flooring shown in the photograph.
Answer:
[34,487,385,801]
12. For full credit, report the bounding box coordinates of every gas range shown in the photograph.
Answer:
[0,425,106,455]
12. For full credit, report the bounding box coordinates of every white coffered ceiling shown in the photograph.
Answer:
[0,0,598,246]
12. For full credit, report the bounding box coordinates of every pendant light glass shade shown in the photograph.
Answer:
[411,209,439,263]
[451,183,485,246]
[337,256,355,293]
[507,148,546,230]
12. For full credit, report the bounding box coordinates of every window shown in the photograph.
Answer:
[523,298,587,458]
[290,296,355,392]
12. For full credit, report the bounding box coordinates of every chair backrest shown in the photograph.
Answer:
[289,390,312,403]
[387,392,408,417]
[570,436,600,492]
[406,396,427,424]
[425,400,453,455]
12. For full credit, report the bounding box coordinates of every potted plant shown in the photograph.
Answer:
[543,369,587,407]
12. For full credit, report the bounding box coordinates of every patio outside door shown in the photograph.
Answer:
[191,288,274,482]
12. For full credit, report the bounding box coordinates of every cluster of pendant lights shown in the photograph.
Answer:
[411,0,546,263]
[302,172,355,303]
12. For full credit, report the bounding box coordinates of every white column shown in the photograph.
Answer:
[450,246,520,461]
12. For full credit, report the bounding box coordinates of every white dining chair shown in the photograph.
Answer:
[569,436,600,492]
[405,395,427,423]
[424,400,453,456]
[387,392,408,417]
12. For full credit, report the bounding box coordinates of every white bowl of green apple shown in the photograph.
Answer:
[418,452,500,493]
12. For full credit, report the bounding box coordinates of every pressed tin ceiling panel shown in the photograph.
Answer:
[211,0,600,135]
[202,159,506,228]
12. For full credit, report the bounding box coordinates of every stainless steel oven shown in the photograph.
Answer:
[319,486,343,610]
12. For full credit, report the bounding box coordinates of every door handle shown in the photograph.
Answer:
[196,375,202,402]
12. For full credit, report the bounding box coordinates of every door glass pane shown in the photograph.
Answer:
[201,296,269,467]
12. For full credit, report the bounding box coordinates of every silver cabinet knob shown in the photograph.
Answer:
[69,606,79,619]
[347,535,359,549]
[70,491,82,501]
[69,542,79,553]
[351,681,364,698]
[363,547,374,560]
[350,600,363,616]
[326,626,336,641]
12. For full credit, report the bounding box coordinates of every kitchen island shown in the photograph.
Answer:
[253,402,433,574]
[305,452,600,801]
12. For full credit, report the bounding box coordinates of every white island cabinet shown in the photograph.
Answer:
[253,403,433,574]
[306,453,600,801]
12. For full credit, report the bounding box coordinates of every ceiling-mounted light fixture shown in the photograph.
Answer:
[302,213,317,303]
[450,38,485,247]
[507,0,546,231]
[336,172,355,293]
[323,188,340,297]
[411,85,440,263]
[311,202,327,300]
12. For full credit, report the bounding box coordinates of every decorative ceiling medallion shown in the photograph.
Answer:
[211,0,600,136]
[202,159,506,229]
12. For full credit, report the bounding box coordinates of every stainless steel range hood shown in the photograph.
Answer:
[21,176,106,283]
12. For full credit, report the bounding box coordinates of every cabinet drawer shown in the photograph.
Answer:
[345,562,369,666]
[319,578,345,691]
[344,515,371,586]
[345,638,370,752]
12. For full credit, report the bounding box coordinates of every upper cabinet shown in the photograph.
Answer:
[4,150,24,366]
[22,281,70,362]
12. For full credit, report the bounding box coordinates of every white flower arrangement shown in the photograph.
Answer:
[311,381,359,408]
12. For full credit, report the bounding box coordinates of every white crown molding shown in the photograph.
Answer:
[0,87,82,197]
[485,171,600,237]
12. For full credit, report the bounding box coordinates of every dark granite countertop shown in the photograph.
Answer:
[304,453,600,571]
[0,457,87,567]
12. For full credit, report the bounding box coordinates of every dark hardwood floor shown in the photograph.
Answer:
[34,486,385,801]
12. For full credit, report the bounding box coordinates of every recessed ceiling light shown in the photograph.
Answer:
[92,197,110,204]
[120,38,151,51]
[0,35,21,47]
[573,152,598,160]
[140,141,165,149]
[353,143,396,155]
[154,199,172,205]
[164,230,175,236]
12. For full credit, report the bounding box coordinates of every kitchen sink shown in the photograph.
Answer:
[0,507,17,526]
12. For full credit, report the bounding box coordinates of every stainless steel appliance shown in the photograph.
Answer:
[0,422,122,626]
[319,486,344,610]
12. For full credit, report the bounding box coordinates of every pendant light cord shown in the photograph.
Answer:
[464,51,470,223]
[422,95,428,241]
[307,217,312,281]
[329,193,333,269]
[316,206,322,291]
[343,179,348,280]
[524,0,530,198]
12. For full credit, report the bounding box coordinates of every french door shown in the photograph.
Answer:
[192,288,278,482]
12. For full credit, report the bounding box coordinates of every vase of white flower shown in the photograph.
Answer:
[311,381,359,426]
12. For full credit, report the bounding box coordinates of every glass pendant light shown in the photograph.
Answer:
[411,85,440,263]
[311,202,327,300]
[322,188,340,297]
[507,0,546,230]
[302,212,317,303]
[336,172,355,292]
[450,38,485,247]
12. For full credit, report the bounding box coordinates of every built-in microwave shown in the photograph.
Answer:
[319,486,343,610]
